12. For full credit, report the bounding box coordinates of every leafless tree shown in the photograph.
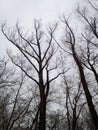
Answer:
[58,16,98,129]
[0,59,15,130]
[76,2,98,86]
[61,71,86,130]
[1,20,65,130]
[0,59,41,130]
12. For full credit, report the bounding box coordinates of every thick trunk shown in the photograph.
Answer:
[39,97,46,130]
[72,109,77,130]
[72,119,77,130]
[38,63,47,130]
[73,53,98,129]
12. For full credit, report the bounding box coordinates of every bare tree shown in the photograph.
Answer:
[1,20,65,130]
[77,2,98,86]
[58,16,98,129]
[61,71,86,130]
[0,58,41,130]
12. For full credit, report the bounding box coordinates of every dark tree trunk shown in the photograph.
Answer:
[72,118,77,130]
[72,108,77,130]
[38,66,47,130]
[39,96,46,130]
[73,50,98,130]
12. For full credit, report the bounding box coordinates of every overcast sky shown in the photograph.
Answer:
[0,0,80,56]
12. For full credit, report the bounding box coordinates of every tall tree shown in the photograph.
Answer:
[59,16,98,129]
[77,1,98,85]
[1,20,64,130]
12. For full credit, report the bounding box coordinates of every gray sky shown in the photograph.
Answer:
[0,0,80,56]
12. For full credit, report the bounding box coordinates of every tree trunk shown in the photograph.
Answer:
[73,52,98,130]
[72,108,77,130]
[39,97,46,130]
[38,62,47,130]
[72,118,77,130]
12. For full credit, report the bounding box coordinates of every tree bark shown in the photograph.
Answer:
[73,50,98,130]
[39,97,46,130]
[38,63,47,130]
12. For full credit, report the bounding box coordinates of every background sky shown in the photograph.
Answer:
[0,0,80,56]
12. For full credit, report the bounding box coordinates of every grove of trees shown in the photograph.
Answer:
[0,0,98,130]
